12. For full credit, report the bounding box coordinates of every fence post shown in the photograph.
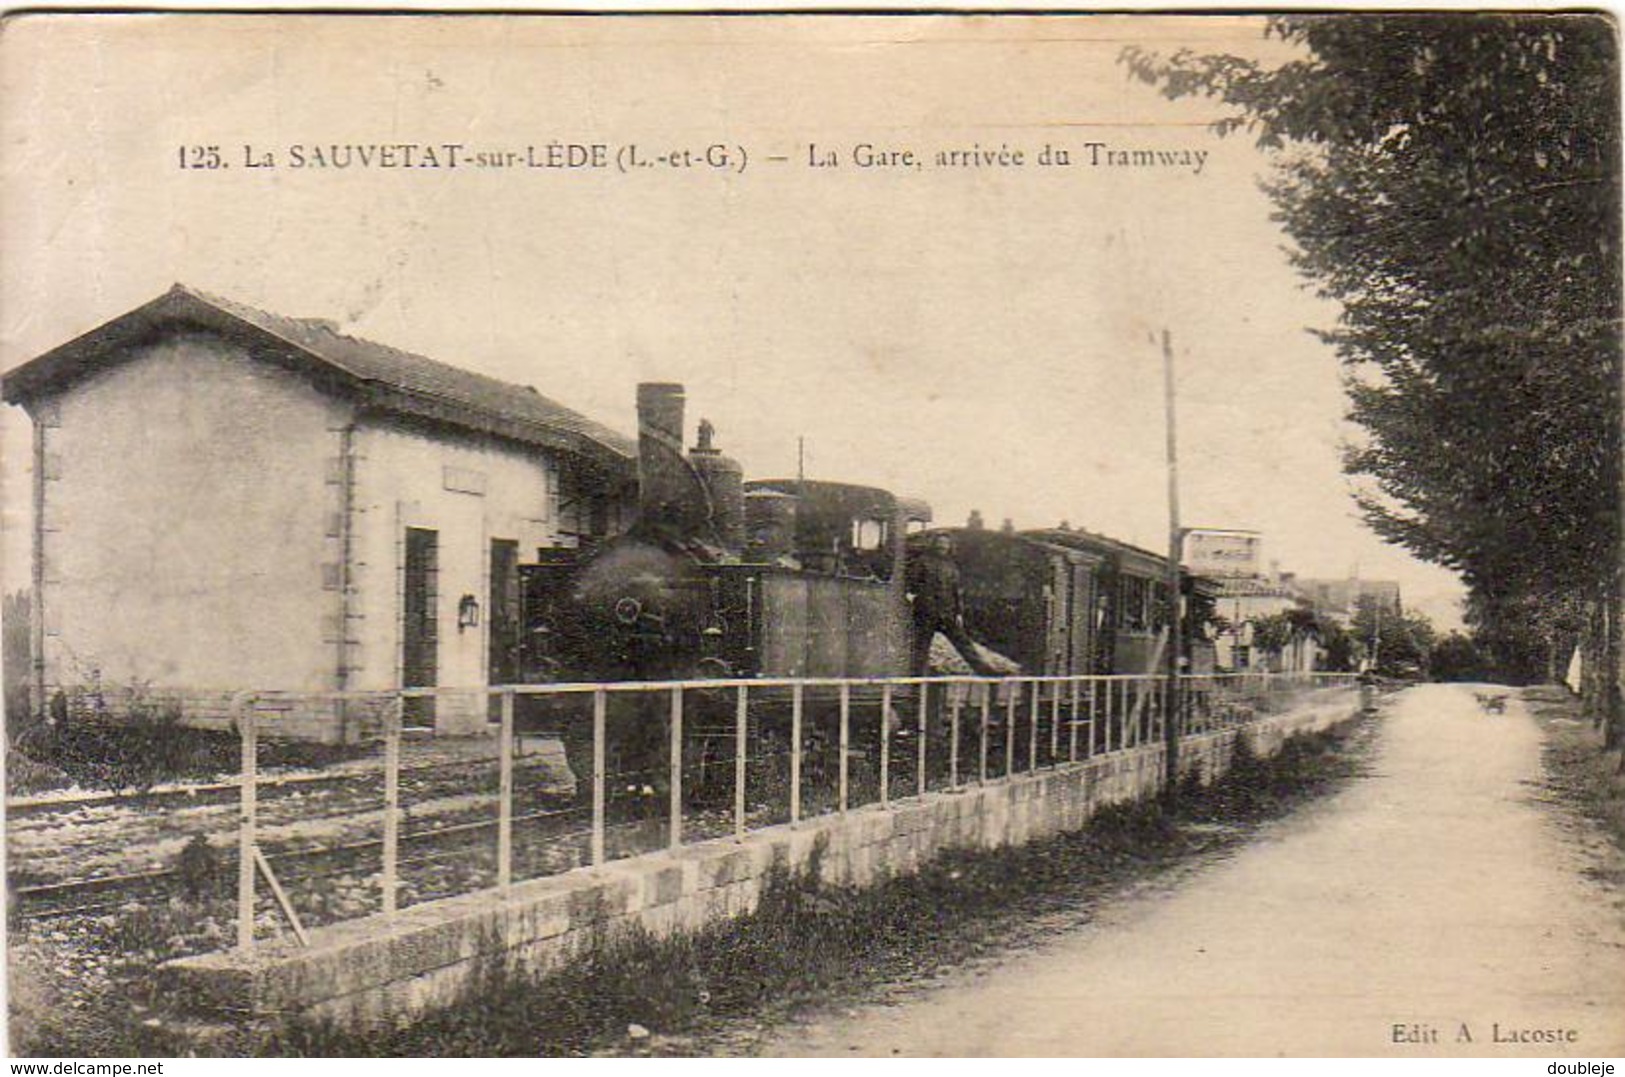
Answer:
[1126,681,1135,748]
[1099,680,1108,754]
[592,688,607,867]
[979,687,990,784]
[735,685,749,842]
[498,689,514,892]
[1126,680,1137,748]
[838,682,850,816]
[235,693,257,953]
[878,682,891,810]
[1005,682,1018,778]
[1029,683,1040,772]
[669,686,683,851]
[1124,679,1132,749]
[1068,680,1078,763]
[1051,685,1061,765]
[1085,681,1096,759]
[383,694,401,916]
[916,680,928,799]
[790,683,803,827]
[949,691,961,790]
[1135,679,1142,746]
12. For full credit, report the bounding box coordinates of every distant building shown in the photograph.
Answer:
[1295,577,1403,625]
[2,285,637,739]
[1208,575,1317,672]
[1185,529,1322,672]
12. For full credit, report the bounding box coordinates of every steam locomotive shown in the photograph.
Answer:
[520,384,937,683]
[516,384,937,789]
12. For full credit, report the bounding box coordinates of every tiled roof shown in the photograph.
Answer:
[2,285,635,471]
[1021,527,1169,572]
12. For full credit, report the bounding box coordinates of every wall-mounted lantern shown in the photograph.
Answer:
[457,594,481,632]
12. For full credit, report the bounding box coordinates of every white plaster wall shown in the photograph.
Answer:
[348,418,557,731]
[39,333,346,696]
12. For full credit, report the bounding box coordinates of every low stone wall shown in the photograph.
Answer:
[165,689,1360,1028]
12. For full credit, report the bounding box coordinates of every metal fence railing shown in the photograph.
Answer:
[227,672,1360,951]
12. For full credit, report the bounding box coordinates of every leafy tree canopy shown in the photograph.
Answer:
[1124,15,1620,679]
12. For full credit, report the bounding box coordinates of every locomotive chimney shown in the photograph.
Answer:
[637,382,700,534]
[688,419,746,552]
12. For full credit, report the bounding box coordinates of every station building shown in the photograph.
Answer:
[2,285,637,739]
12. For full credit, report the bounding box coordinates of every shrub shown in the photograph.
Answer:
[44,692,197,793]
[3,590,32,730]
[175,833,227,901]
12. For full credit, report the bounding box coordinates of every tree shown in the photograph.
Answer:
[1431,631,1493,682]
[1308,617,1357,672]
[1124,15,1622,746]
[1246,607,1326,671]
[1351,596,1437,678]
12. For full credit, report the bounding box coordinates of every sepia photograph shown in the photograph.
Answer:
[0,9,1621,1061]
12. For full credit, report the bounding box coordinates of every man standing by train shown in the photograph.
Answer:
[907,532,998,677]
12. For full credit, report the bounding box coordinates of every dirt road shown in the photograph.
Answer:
[754,684,1625,1056]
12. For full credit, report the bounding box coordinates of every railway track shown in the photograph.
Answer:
[7,756,792,926]
[8,701,1059,928]
[6,751,532,819]
[9,799,594,922]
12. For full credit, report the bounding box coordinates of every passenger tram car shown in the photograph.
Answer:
[906,522,1220,681]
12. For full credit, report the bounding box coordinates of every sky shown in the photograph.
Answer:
[0,13,1469,628]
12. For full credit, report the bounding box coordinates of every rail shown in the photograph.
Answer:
[224,671,1359,952]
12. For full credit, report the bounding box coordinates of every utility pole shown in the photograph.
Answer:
[1162,329,1184,804]
[1372,601,1382,677]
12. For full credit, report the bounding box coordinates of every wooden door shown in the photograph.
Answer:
[488,539,521,687]
[402,527,439,728]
